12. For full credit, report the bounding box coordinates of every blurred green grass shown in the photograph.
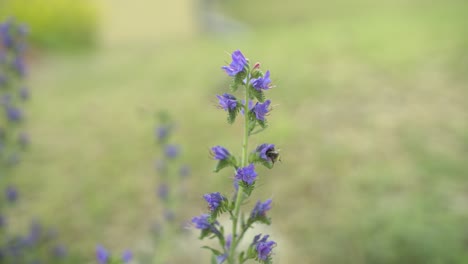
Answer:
[7,0,468,263]
[0,0,97,50]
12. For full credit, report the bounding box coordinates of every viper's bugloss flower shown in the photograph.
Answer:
[235,164,257,185]
[5,105,22,122]
[217,93,237,111]
[122,250,133,263]
[192,214,217,230]
[253,234,276,261]
[256,144,276,162]
[6,186,18,202]
[251,199,272,219]
[222,50,247,76]
[253,100,271,121]
[211,146,230,160]
[203,192,225,211]
[250,70,272,91]
[19,86,29,100]
[165,144,179,159]
[96,245,109,264]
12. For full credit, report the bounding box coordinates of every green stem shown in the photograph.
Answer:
[229,72,251,264]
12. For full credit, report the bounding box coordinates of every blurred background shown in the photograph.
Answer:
[1,0,468,263]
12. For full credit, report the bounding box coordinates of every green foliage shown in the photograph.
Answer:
[0,0,97,50]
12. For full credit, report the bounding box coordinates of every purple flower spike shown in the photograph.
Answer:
[253,100,271,121]
[122,250,133,263]
[250,70,272,91]
[222,50,248,76]
[211,146,230,160]
[251,199,272,219]
[235,164,257,185]
[96,245,109,264]
[192,214,212,230]
[217,93,237,111]
[203,192,225,211]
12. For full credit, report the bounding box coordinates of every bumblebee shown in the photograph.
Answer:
[266,148,281,164]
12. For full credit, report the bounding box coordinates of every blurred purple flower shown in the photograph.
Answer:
[122,250,133,263]
[155,125,169,142]
[222,50,247,76]
[96,245,109,264]
[250,70,272,91]
[217,93,237,111]
[165,144,180,159]
[5,105,22,122]
[250,199,272,219]
[192,214,213,230]
[6,186,18,202]
[203,192,225,211]
[211,146,230,160]
[0,21,13,48]
[235,164,257,185]
[217,254,227,264]
[253,100,271,121]
[254,235,276,261]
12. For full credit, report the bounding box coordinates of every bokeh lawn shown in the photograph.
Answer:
[8,0,468,263]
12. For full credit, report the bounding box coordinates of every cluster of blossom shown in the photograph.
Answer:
[192,50,278,264]
[0,19,68,264]
[147,111,191,263]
